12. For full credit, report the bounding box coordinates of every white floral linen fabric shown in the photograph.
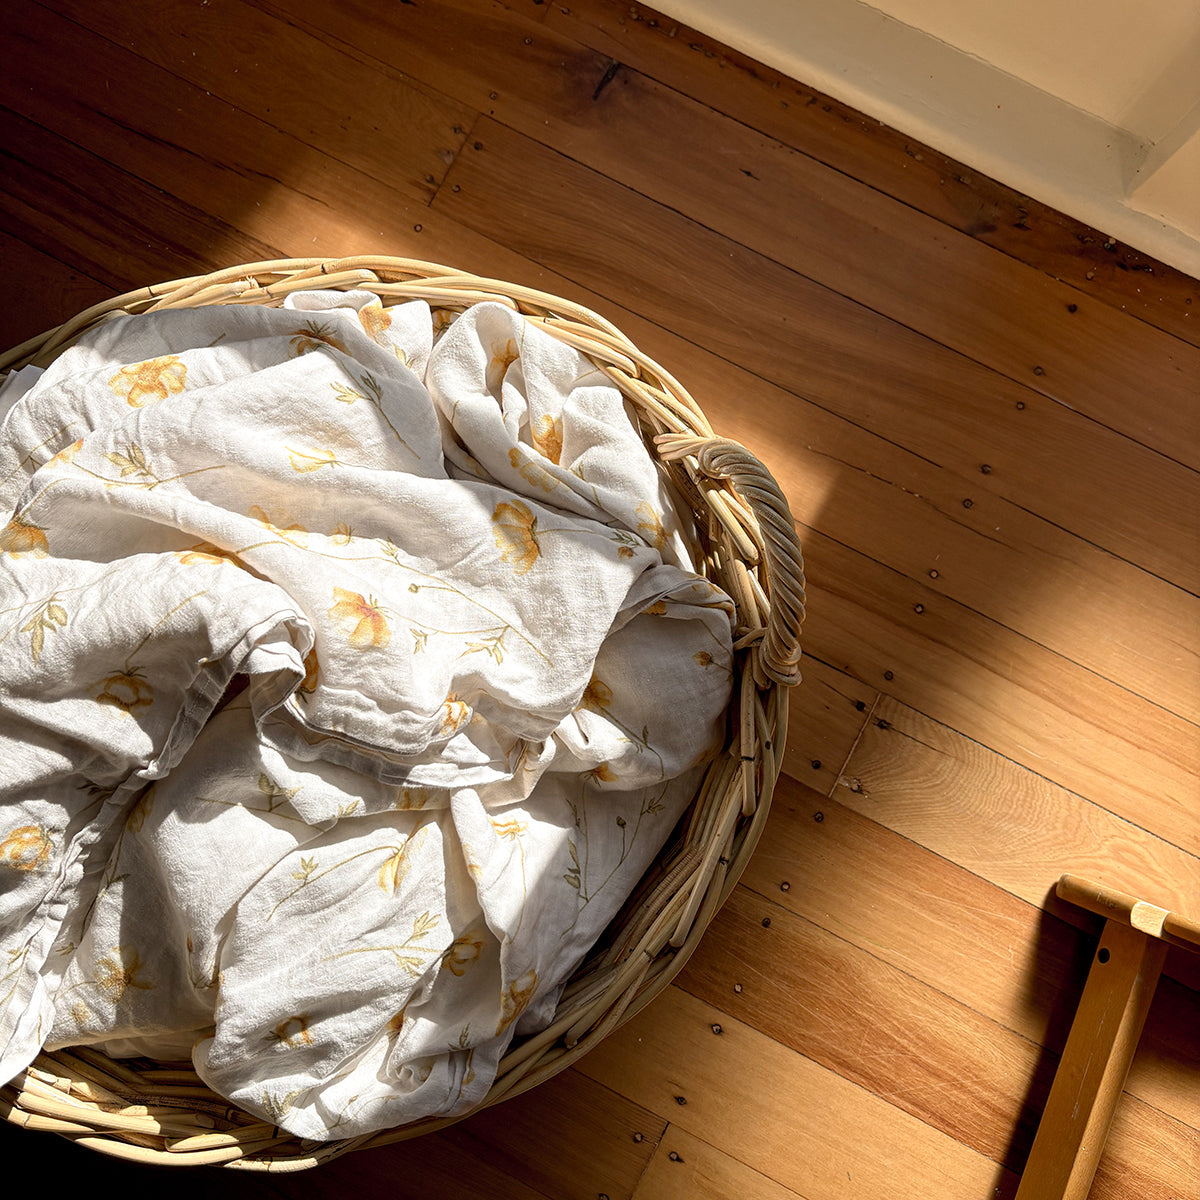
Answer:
[0,291,733,1140]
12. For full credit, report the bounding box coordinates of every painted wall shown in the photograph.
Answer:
[651,0,1200,277]
[871,0,1200,132]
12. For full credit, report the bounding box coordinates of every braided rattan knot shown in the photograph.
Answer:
[655,434,805,688]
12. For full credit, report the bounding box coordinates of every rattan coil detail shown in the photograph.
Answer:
[0,257,806,1169]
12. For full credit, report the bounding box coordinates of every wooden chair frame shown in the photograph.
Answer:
[1016,874,1199,1199]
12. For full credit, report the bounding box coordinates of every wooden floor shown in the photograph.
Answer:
[2,0,1198,1195]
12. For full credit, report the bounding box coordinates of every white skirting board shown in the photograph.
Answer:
[649,0,1200,280]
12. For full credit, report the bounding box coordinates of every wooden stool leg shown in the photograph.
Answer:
[1015,918,1168,1200]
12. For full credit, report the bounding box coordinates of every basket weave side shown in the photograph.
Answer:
[0,257,806,1169]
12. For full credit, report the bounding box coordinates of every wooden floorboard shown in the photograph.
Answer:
[739,775,1200,1125]
[544,0,1200,351]
[630,1124,809,1200]
[0,229,111,350]
[432,118,1200,592]
[210,0,1200,463]
[1,0,1196,1195]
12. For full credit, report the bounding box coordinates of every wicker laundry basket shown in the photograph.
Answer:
[0,257,806,1170]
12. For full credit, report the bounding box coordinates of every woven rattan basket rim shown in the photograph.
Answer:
[0,256,806,1169]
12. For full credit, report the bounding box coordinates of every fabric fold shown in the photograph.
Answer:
[0,289,733,1139]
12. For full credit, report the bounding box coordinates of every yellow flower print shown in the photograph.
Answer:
[491,499,540,575]
[440,695,470,737]
[617,546,634,559]
[249,506,309,548]
[491,817,527,840]
[328,586,392,649]
[0,825,52,871]
[531,414,563,464]
[579,677,612,713]
[108,355,187,407]
[358,302,393,341]
[377,829,426,894]
[496,967,538,1036]
[125,788,156,833]
[260,1089,301,1125]
[386,1006,408,1039]
[289,321,348,356]
[95,669,154,714]
[441,932,484,976]
[635,501,667,550]
[0,516,49,558]
[20,596,67,664]
[331,522,354,545]
[694,650,714,667]
[486,337,520,396]
[332,381,364,405]
[461,842,483,883]
[508,446,556,493]
[287,446,340,473]
[643,599,667,616]
[175,541,238,567]
[94,945,154,1002]
[46,438,84,468]
[585,762,619,783]
[269,1015,314,1047]
[299,647,320,695]
[395,786,432,810]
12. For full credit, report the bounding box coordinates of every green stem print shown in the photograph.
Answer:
[330,371,420,460]
[323,910,441,977]
[0,565,129,664]
[579,677,665,782]
[73,442,227,490]
[198,772,314,829]
[563,782,667,934]
[55,944,156,1015]
[219,519,554,667]
[18,595,67,665]
[0,422,78,490]
[490,818,530,942]
[93,590,209,715]
[266,829,427,922]
[380,541,550,666]
[0,946,29,1026]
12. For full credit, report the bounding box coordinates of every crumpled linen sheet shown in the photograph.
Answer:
[0,290,734,1140]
